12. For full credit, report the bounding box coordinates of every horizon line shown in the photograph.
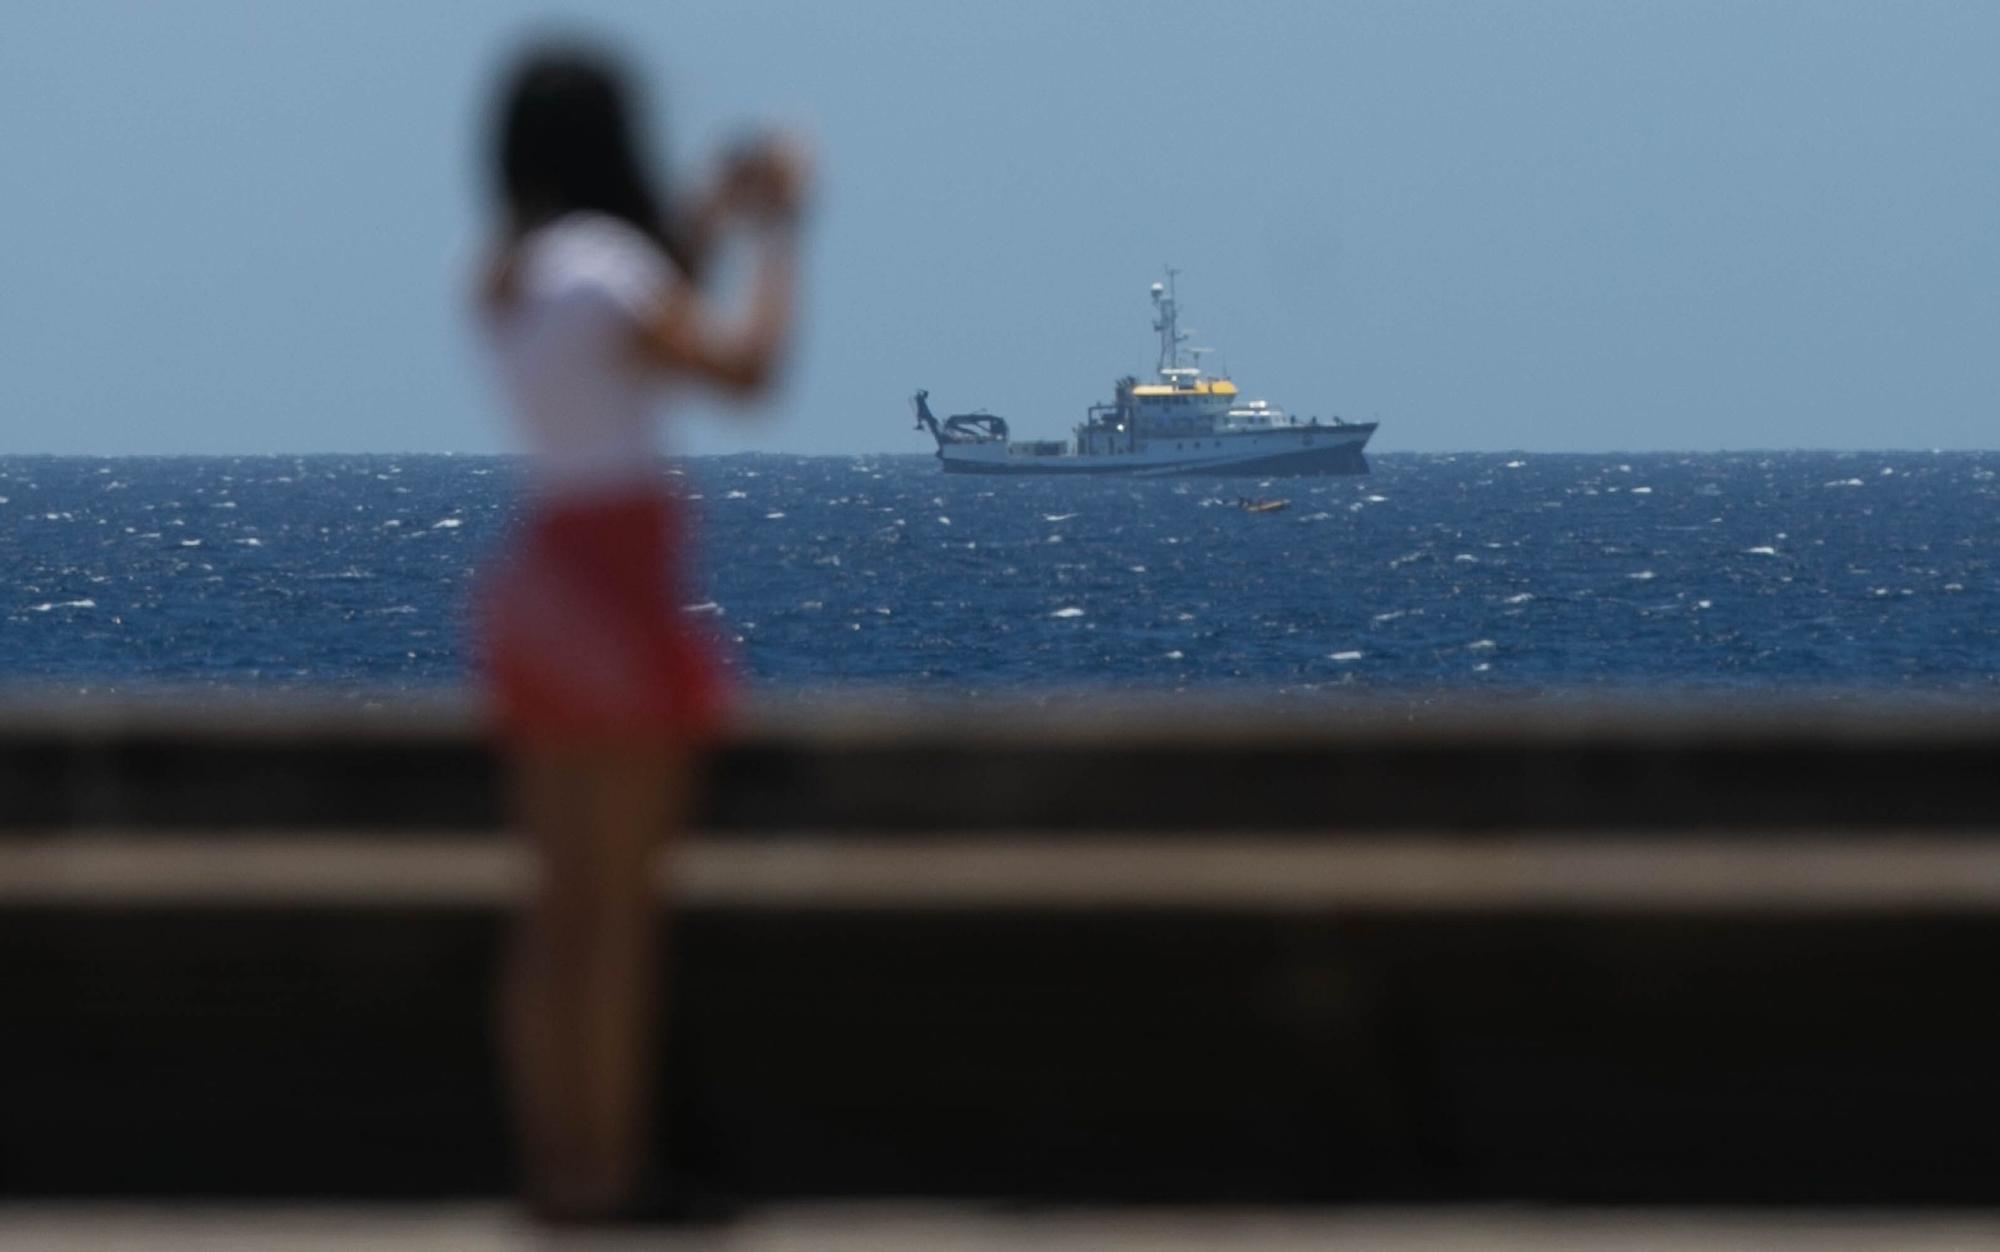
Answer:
[4,447,1999,460]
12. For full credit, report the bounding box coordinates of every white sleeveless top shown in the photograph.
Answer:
[486,211,676,497]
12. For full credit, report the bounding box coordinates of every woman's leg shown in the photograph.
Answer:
[502,742,693,1219]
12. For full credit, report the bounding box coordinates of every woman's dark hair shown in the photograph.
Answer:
[493,42,700,281]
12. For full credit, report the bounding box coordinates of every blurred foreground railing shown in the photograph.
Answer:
[3,696,2000,1202]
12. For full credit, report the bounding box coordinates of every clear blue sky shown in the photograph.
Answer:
[2,0,1994,455]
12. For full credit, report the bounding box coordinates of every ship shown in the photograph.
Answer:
[912,270,1377,476]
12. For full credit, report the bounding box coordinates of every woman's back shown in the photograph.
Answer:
[489,211,677,495]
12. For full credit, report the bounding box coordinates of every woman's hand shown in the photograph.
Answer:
[716,134,811,225]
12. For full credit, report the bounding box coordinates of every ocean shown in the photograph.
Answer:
[3,451,1997,699]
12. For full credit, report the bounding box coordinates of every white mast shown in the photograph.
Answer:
[1150,268,1189,374]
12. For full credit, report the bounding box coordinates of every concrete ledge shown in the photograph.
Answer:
[13,833,2000,912]
[8,1203,2000,1251]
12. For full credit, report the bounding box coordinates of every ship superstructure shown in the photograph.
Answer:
[912,271,1376,476]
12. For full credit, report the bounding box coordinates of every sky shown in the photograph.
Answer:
[1,0,1995,456]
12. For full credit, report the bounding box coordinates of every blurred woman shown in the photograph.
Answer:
[475,42,805,1221]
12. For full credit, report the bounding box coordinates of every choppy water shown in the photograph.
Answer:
[4,452,1998,697]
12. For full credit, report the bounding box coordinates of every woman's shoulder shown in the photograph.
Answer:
[523,211,668,274]
[517,211,675,321]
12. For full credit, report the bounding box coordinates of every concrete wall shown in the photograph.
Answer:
[4,699,1999,1202]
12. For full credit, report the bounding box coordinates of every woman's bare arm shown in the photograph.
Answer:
[639,229,798,395]
[638,142,807,397]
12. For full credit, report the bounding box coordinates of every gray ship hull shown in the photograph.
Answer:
[938,426,1376,477]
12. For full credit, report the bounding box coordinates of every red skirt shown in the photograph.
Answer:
[477,489,727,747]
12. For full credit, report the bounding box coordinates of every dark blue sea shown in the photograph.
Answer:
[4,452,1997,699]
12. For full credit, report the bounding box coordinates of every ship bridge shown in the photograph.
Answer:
[1128,368,1239,436]
[1130,375,1239,398]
